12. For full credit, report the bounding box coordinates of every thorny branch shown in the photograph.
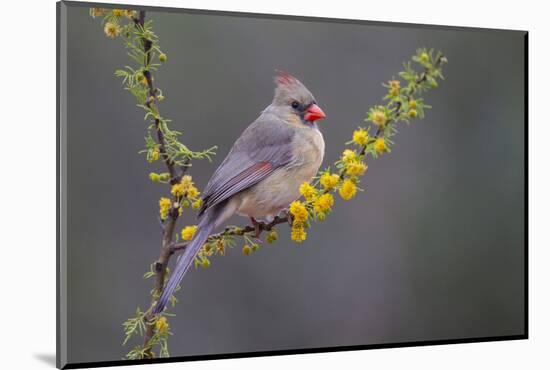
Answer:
[134,9,210,356]
[132,10,178,356]
[358,53,445,158]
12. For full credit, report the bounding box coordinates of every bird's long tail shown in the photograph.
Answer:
[151,210,217,315]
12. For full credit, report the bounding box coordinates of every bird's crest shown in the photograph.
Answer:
[272,70,314,105]
[274,70,301,87]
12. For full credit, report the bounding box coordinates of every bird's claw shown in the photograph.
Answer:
[282,209,293,226]
[250,217,262,239]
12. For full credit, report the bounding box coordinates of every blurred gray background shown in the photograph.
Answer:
[64,4,525,364]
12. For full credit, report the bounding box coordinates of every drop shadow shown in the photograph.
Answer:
[34,353,56,367]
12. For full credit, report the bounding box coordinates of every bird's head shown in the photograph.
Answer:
[271,70,326,128]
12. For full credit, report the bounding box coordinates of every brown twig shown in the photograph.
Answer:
[133,10,179,357]
[168,215,290,254]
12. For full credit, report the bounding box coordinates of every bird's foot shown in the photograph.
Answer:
[250,217,262,239]
[282,209,293,226]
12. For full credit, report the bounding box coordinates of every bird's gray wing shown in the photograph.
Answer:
[198,116,295,216]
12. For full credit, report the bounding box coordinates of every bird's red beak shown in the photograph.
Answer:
[304,104,326,122]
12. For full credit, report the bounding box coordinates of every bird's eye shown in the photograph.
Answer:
[291,101,300,109]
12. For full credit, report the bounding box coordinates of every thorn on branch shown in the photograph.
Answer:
[157,216,166,233]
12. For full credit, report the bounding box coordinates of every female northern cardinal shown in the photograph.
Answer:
[153,71,326,314]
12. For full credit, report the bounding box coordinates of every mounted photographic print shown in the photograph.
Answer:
[57,1,527,368]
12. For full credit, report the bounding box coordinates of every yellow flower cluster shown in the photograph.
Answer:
[89,8,106,18]
[314,193,334,214]
[125,10,137,19]
[291,225,307,243]
[371,109,387,126]
[191,198,202,210]
[104,22,121,38]
[171,175,200,200]
[352,128,369,146]
[407,99,418,118]
[239,241,259,255]
[136,73,154,87]
[187,187,199,199]
[341,149,357,164]
[289,200,309,243]
[181,225,198,241]
[342,143,368,177]
[149,172,170,183]
[171,183,184,197]
[149,172,160,182]
[149,148,160,162]
[346,161,368,176]
[155,316,169,332]
[420,52,430,64]
[374,138,388,154]
[289,201,308,225]
[159,197,171,220]
[112,9,125,17]
[167,173,202,215]
[320,173,340,190]
[388,79,401,97]
[266,230,278,243]
[299,182,318,202]
[215,239,226,255]
[339,179,357,200]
